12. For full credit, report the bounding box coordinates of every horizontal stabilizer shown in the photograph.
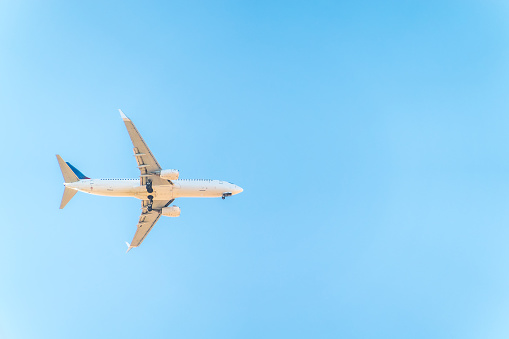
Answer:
[60,187,77,209]
[56,155,79,183]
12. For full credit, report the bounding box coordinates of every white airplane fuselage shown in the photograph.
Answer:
[65,179,243,201]
[58,109,244,252]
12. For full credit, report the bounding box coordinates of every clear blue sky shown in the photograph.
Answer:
[2,1,509,338]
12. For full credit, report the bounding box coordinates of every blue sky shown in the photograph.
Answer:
[2,1,509,338]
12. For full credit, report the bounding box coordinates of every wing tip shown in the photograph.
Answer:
[119,109,130,121]
[125,241,135,253]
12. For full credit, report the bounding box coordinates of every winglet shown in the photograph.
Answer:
[119,109,130,121]
[125,241,135,253]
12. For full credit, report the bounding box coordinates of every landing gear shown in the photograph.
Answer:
[146,179,153,193]
[147,195,153,212]
[222,193,232,200]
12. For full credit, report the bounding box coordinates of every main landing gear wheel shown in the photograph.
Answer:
[146,179,153,193]
[147,195,154,211]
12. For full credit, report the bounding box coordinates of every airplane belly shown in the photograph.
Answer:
[86,182,140,198]
[173,182,221,198]
[134,185,174,200]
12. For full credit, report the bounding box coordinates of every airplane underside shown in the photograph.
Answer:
[57,110,242,252]
[69,180,232,200]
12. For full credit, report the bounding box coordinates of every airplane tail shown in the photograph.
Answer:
[56,155,88,209]
[56,155,80,183]
[60,187,78,209]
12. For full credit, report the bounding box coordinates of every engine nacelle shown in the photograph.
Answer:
[160,169,179,180]
[162,205,181,217]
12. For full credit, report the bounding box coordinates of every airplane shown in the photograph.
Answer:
[57,110,243,253]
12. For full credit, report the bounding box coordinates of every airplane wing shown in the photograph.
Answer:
[126,199,175,252]
[119,109,169,186]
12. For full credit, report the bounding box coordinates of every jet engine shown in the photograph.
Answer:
[162,205,181,217]
[160,169,179,180]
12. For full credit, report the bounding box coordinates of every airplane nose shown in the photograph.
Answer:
[234,186,243,194]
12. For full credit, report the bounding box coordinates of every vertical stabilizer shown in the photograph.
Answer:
[60,187,78,209]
